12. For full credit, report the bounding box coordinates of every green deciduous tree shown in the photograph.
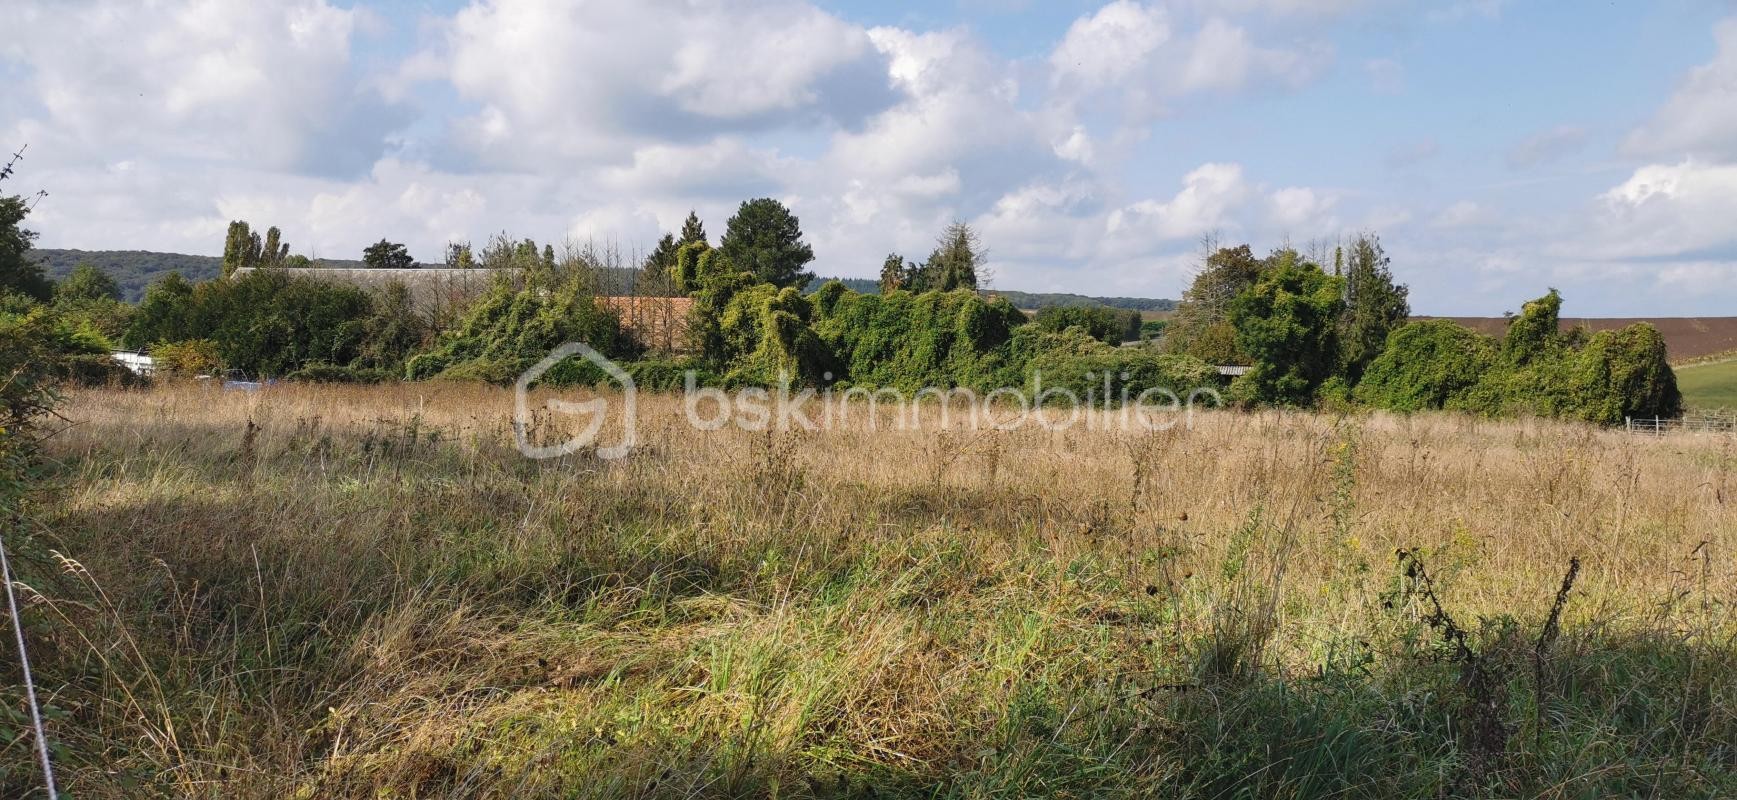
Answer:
[1033,305,1141,346]
[1229,252,1345,406]
[56,262,122,302]
[719,198,815,288]
[222,221,259,278]
[879,254,907,294]
[0,194,52,302]
[1164,243,1269,365]
[260,226,289,266]
[445,242,475,269]
[363,239,414,270]
[354,281,430,372]
[123,273,197,348]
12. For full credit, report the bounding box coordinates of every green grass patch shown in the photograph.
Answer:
[1678,357,1737,410]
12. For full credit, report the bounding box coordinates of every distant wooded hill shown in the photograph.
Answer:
[31,249,389,301]
[32,250,1182,311]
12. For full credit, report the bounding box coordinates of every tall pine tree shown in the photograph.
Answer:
[719,198,814,288]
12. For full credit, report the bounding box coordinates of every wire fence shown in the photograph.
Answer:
[1625,409,1737,437]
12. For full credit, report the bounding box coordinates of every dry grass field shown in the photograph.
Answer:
[5,382,1735,798]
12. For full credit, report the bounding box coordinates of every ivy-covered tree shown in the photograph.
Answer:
[1033,305,1142,346]
[1502,288,1564,366]
[1228,252,1345,406]
[923,220,987,291]
[363,239,415,270]
[1355,319,1497,411]
[719,198,815,289]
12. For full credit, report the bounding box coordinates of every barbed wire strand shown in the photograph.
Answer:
[1,525,59,800]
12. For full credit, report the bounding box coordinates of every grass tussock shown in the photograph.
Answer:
[2,381,1735,798]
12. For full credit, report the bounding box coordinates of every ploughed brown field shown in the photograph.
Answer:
[1424,316,1737,363]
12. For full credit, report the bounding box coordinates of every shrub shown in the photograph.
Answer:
[1566,323,1680,423]
[0,314,63,432]
[1032,305,1141,345]
[1025,344,1218,406]
[812,287,1026,391]
[124,270,375,377]
[1356,320,1498,412]
[407,271,637,385]
[152,338,224,376]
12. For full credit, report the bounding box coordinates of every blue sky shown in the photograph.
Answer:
[6,0,1737,315]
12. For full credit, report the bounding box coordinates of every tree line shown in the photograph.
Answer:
[0,164,1681,423]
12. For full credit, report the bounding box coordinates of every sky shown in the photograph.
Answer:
[4,0,1737,315]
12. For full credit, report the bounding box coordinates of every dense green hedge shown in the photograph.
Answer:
[125,269,375,377]
[1358,292,1679,423]
[1026,343,1220,404]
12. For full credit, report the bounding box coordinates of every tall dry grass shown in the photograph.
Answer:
[3,381,1733,798]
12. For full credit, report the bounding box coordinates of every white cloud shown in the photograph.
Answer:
[1180,18,1329,93]
[1053,126,1096,165]
[1108,163,1252,242]
[1267,186,1336,231]
[3,0,396,176]
[1595,159,1737,259]
[1625,17,1737,161]
[431,0,893,168]
[1050,3,1332,103]
[1050,1,1172,91]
